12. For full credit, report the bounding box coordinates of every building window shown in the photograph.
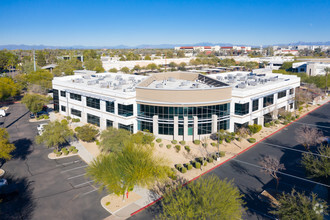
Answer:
[60,91,66,97]
[61,105,66,112]
[263,94,274,107]
[252,99,259,112]
[53,89,59,112]
[87,113,100,127]
[106,101,115,113]
[118,123,133,133]
[138,120,153,133]
[217,119,229,131]
[158,123,174,135]
[70,93,81,101]
[178,124,184,136]
[198,123,212,135]
[86,97,100,109]
[290,103,294,109]
[277,90,286,99]
[235,103,249,115]
[118,104,133,117]
[106,119,113,128]
[71,108,81,117]
[289,88,294,95]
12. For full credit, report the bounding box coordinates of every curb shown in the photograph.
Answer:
[130,100,329,217]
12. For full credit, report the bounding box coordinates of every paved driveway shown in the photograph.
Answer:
[130,102,330,220]
[0,103,109,220]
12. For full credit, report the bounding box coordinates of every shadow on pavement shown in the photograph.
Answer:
[0,174,36,220]
[12,138,33,160]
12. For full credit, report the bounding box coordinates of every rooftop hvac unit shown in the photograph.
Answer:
[87,80,97,85]
[228,74,233,79]
[115,76,122,80]
[155,83,163,88]
[236,73,242,76]
[228,79,236,84]
[114,85,122,90]
[100,82,108,88]
[180,81,188,86]
[168,77,175,82]
[237,83,246,89]
[238,76,246,81]
[82,75,91,79]
[249,81,257,86]
[129,77,135,81]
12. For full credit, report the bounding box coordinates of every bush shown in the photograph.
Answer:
[95,140,100,145]
[43,115,49,119]
[218,139,223,144]
[202,143,208,147]
[175,145,181,152]
[75,127,81,132]
[105,202,110,206]
[295,115,300,119]
[175,164,182,170]
[150,142,155,147]
[187,164,192,170]
[247,138,256,143]
[219,151,226,157]
[248,124,262,134]
[171,140,177,144]
[275,120,280,124]
[264,123,270,127]
[207,157,213,163]
[72,118,80,123]
[194,162,201,169]
[211,142,216,147]
[61,119,68,125]
[180,167,187,173]
[65,116,72,120]
[291,116,296,121]
[269,121,275,126]
[156,138,162,143]
[283,120,289,125]
[76,124,99,142]
[225,138,231,143]
[184,146,191,153]
[166,144,172,149]
[69,146,76,152]
[55,151,62,157]
[236,137,241,142]
[72,149,78,154]
[299,106,303,111]
[179,140,186,145]
[159,143,163,148]
[203,161,207,166]
[193,140,200,145]
[197,157,204,163]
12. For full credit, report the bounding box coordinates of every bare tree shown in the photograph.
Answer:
[259,156,285,191]
[295,125,324,150]
[237,127,249,138]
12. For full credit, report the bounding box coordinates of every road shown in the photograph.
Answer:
[0,103,109,220]
[130,102,330,220]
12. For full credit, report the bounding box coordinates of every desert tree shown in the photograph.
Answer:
[157,175,245,220]
[271,189,328,220]
[259,156,285,191]
[99,127,131,153]
[0,128,16,166]
[295,125,324,150]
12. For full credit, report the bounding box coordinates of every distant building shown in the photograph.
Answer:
[306,62,330,76]
[174,46,252,53]
[41,64,58,73]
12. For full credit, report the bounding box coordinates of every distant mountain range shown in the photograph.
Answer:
[1,41,330,50]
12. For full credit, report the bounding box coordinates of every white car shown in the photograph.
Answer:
[37,123,48,135]
[0,109,5,117]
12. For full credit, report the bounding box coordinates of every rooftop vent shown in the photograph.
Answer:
[168,77,175,82]
[155,83,163,88]
[237,83,246,89]
[82,75,91,79]
[72,78,84,83]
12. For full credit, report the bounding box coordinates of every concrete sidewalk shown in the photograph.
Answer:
[71,140,95,164]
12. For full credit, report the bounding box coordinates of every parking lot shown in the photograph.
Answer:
[0,103,109,220]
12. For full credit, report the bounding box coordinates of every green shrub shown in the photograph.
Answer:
[95,140,100,145]
[218,139,223,144]
[63,150,69,155]
[211,142,216,147]
[65,116,72,120]
[275,120,280,124]
[69,146,76,152]
[72,149,78,154]
[156,138,162,143]
[291,116,295,121]
[159,143,163,148]
[247,138,256,143]
[207,157,213,163]
[72,118,80,122]
[299,106,303,111]
[171,140,177,144]
[197,157,204,163]
[225,138,231,143]
[175,145,181,152]
[219,151,226,157]
[248,124,262,134]
[283,120,289,125]
[168,168,177,180]
[179,140,186,145]
[61,119,68,125]
[76,124,99,142]
[184,146,190,153]
[236,137,241,142]
[150,142,155,147]
[193,140,200,145]
[180,167,187,173]
[166,144,172,149]
[269,121,275,126]
[74,127,81,132]
[175,164,182,170]
[264,123,270,127]
[187,164,192,170]
[203,161,207,166]
[105,202,110,206]
[295,115,300,119]
[194,162,201,169]
[55,151,62,157]
[202,143,208,147]
[43,115,49,119]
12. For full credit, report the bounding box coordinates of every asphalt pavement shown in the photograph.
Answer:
[130,102,330,220]
[0,103,109,220]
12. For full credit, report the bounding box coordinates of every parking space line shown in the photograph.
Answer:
[56,160,81,167]
[74,180,94,188]
[80,188,99,197]
[67,173,86,180]
[293,121,330,129]
[61,165,88,173]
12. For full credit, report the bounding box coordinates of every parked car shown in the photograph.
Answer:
[0,109,6,117]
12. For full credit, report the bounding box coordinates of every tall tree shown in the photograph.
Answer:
[87,142,170,201]
[271,189,328,220]
[295,125,324,150]
[26,69,53,93]
[259,156,285,191]
[0,77,20,101]
[0,128,16,166]
[84,58,104,73]
[120,67,130,74]
[99,127,131,153]
[35,120,74,151]
[158,175,244,220]
[21,93,49,114]
[36,51,46,67]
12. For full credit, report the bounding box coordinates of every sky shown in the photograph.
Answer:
[0,0,329,47]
